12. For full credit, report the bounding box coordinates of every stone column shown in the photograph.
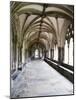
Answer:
[42,49,43,57]
[11,33,17,71]
[17,47,19,67]
[50,49,52,59]
[20,47,22,64]
[58,47,64,62]
[47,50,49,58]
[42,49,44,58]
[45,50,49,58]
[52,49,54,59]
[18,46,22,70]
[16,46,19,70]
[67,39,70,64]
[50,49,54,59]
[67,42,70,64]
[12,42,16,70]
[44,50,46,58]
[72,23,74,66]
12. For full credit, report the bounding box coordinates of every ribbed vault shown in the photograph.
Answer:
[10,1,74,69]
[11,2,73,49]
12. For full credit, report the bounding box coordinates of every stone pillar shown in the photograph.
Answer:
[11,33,18,71]
[17,47,19,67]
[44,50,46,58]
[12,42,16,71]
[68,43,70,64]
[42,49,43,57]
[45,50,48,58]
[25,49,29,59]
[18,46,22,70]
[50,49,52,59]
[20,47,22,64]
[52,49,54,59]
[42,49,44,58]
[16,46,19,69]
[47,50,49,58]
[58,47,64,62]
[22,42,25,63]
[50,49,54,59]
[67,39,70,64]
[72,23,74,66]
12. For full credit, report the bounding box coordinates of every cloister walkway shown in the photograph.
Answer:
[11,59,73,98]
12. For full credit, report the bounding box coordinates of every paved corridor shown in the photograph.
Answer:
[11,60,73,98]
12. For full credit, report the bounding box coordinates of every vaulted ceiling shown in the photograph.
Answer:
[10,1,74,50]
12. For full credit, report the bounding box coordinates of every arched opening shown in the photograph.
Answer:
[10,2,74,98]
[35,49,39,58]
[69,38,73,65]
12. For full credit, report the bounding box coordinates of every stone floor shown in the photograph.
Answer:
[11,59,73,98]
